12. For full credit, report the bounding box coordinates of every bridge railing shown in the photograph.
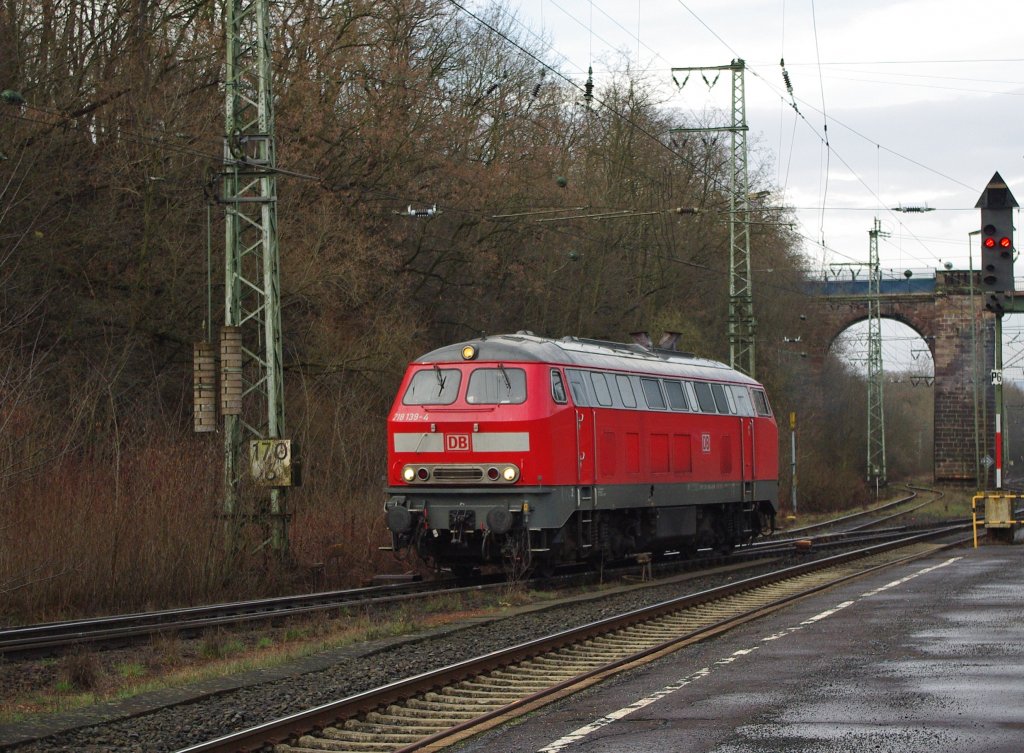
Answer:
[807,267,1024,297]
[807,268,937,296]
[810,267,937,283]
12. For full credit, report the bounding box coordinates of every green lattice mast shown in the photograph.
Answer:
[670,60,755,377]
[222,0,289,555]
[866,218,888,488]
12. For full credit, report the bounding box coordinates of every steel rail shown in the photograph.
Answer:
[1,519,954,659]
[173,523,970,753]
[0,576,494,657]
[779,484,928,536]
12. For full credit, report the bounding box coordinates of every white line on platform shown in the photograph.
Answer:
[536,556,961,752]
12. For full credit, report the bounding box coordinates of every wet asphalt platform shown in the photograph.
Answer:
[452,541,1024,753]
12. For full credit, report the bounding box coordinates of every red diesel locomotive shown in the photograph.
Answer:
[384,333,778,572]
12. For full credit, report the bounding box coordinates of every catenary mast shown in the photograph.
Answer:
[221,0,289,555]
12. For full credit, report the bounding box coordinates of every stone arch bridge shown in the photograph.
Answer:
[805,269,994,483]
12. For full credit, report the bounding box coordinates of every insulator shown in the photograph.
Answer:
[584,66,594,104]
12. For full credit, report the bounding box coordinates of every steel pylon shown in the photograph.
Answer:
[670,60,755,377]
[222,0,288,555]
[866,218,888,487]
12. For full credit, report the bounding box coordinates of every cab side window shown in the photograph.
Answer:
[752,389,773,416]
[551,369,568,404]
[565,369,592,406]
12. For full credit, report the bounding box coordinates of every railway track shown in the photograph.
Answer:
[0,514,955,660]
[173,523,970,753]
[0,576,479,659]
[778,483,941,536]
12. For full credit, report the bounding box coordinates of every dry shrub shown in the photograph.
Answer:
[284,372,406,587]
[146,632,183,671]
[59,650,102,691]
[0,368,409,621]
[0,422,228,621]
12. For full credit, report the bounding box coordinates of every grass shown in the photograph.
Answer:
[0,588,525,725]
[116,662,146,679]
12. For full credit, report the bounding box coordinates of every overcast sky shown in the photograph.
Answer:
[487,0,1024,278]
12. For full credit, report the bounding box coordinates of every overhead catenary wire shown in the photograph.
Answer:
[470,0,994,273]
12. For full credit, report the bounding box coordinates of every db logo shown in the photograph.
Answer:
[445,434,470,451]
[701,433,711,453]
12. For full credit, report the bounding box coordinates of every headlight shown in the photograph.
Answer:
[502,465,519,482]
[402,466,416,482]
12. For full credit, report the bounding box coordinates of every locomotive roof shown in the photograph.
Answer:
[413,333,761,386]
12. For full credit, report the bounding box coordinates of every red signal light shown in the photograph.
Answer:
[1000,236,1012,248]
[984,237,996,248]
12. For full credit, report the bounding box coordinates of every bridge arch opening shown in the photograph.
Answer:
[827,318,935,481]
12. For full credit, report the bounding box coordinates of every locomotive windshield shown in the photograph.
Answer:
[403,367,461,405]
[466,367,527,404]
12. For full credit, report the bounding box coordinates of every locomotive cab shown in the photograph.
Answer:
[384,341,577,572]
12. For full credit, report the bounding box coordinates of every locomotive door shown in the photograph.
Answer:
[575,408,595,484]
[565,369,597,554]
[740,416,755,500]
[565,370,595,485]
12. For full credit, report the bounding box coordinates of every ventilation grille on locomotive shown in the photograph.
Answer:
[432,466,484,481]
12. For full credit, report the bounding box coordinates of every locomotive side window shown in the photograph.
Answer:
[403,368,461,405]
[616,375,637,408]
[590,372,614,406]
[664,380,689,411]
[693,381,718,413]
[710,383,731,413]
[712,385,737,415]
[731,385,755,416]
[565,369,593,406]
[467,367,527,404]
[640,378,667,410]
[684,381,699,411]
[551,370,568,404]
[752,388,773,416]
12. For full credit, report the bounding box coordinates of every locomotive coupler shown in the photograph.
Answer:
[449,509,476,545]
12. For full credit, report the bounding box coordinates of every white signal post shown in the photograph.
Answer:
[995,412,1002,490]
